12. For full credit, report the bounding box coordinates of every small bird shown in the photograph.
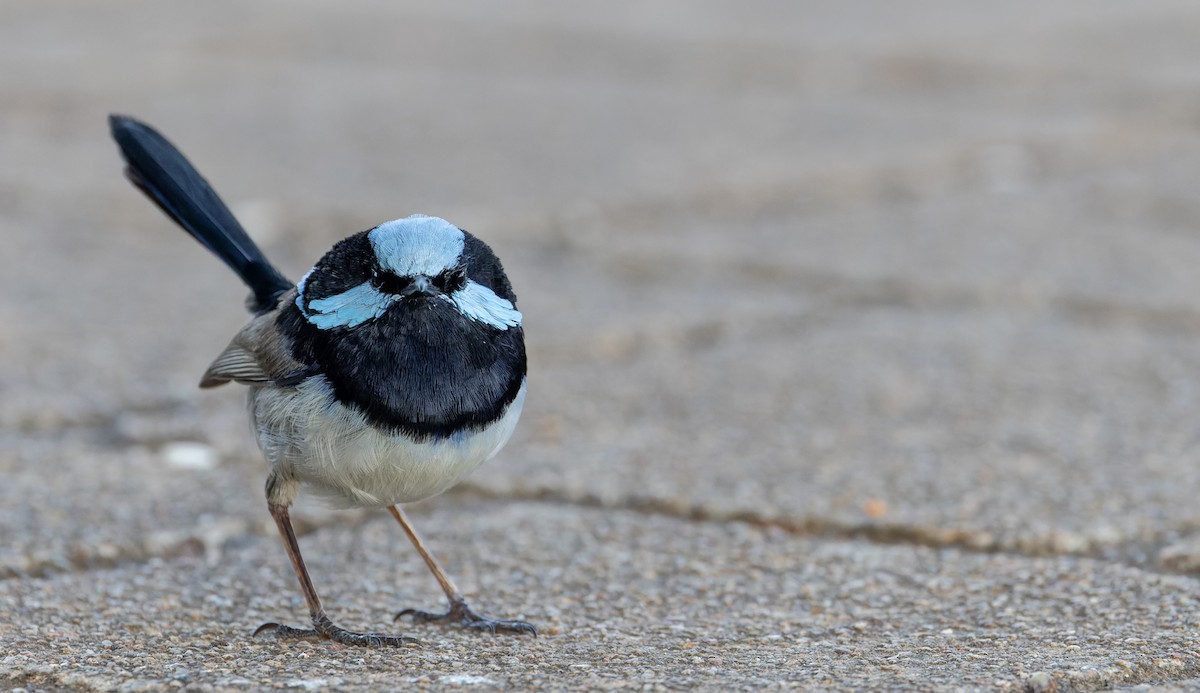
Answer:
[109,115,535,647]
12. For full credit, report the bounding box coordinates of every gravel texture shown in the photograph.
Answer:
[4,501,1200,691]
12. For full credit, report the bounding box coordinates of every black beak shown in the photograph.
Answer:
[401,275,436,298]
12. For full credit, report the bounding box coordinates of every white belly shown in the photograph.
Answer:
[250,377,525,508]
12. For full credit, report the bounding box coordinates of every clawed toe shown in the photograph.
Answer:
[463,617,537,635]
[394,600,537,636]
[253,622,320,640]
[254,615,421,648]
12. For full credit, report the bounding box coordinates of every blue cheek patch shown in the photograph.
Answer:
[297,279,519,331]
[301,282,397,329]
[444,280,522,330]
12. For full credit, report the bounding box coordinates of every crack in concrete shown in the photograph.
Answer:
[450,482,1200,583]
[6,470,1200,585]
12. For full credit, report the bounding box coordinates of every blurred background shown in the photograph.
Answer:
[4,1,1200,687]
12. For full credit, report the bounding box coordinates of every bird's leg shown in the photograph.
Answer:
[389,505,536,636]
[254,503,419,647]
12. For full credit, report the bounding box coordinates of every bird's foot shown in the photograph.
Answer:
[255,613,421,647]
[395,599,536,636]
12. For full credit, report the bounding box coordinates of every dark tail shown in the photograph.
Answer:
[109,114,293,313]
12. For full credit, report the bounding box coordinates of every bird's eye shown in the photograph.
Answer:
[371,271,412,295]
[433,267,467,293]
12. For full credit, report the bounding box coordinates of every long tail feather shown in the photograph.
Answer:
[109,114,292,312]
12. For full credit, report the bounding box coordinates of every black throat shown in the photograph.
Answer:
[278,299,526,441]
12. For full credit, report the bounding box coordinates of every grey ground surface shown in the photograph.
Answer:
[3,1,1200,690]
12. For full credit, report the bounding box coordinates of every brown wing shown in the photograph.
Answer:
[200,343,271,387]
[199,292,311,388]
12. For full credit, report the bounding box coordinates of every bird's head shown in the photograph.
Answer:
[294,215,521,332]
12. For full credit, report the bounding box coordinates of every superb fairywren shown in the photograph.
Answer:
[109,115,534,647]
